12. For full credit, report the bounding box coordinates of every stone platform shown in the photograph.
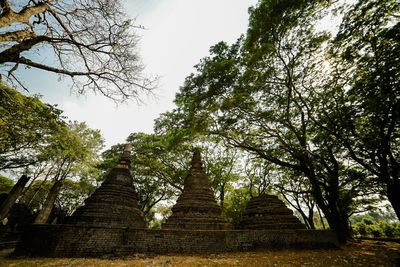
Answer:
[13,224,339,257]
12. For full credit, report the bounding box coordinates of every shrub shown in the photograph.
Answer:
[368,225,384,238]
[354,221,367,236]
[352,220,400,238]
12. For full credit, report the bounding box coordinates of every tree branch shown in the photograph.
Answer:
[0,1,52,28]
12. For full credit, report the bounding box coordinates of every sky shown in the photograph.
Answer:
[22,0,258,149]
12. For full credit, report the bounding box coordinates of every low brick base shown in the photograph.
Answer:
[13,224,339,257]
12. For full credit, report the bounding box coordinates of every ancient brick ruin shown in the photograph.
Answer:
[68,145,145,228]
[238,194,306,230]
[162,151,230,230]
[13,148,339,257]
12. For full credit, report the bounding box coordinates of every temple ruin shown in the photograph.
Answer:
[68,145,145,228]
[13,148,339,257]
[162,151,230,230]
[238,194,306,230]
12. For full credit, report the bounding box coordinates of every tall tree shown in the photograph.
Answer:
[158,0,377,243]
[0,82,64,171]
[0,0,154,101]
[328,0,400,220]
[33,121,103,224]
[202,142,240,209]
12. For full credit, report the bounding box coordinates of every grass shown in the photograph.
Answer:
[0,240,399,266]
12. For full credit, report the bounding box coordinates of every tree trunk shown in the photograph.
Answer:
[306,208,316,230]
[320,205,350,244]
[316,206,326,229]
[33,180,63,224]
[386,179,400,221]
[0,175,30,220]
[26,175,50,206]
[19,175,37,200]
[304,164,350,243]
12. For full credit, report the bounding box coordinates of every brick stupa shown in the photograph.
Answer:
[162,151,230,230]
[68,144,145,228]
[237,194,305,230]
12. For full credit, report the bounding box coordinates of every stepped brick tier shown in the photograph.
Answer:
[238,194,306,230]
[12,149,339,257]
[67,144,145,228]
[13,225,339,257]
[162,151,230,230]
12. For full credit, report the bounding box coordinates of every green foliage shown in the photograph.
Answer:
[352,211,400,238]
[0,175,14,193]
[222,188,252,226]
[353,220,400,238]
[329,0,400,218]
[30,121,103,223]
[0,83,64,170]
[20,178,96,215]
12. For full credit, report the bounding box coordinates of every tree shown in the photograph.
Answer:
[222,187,251,227]
[0,82,64,171]
[0,174,30,221]
[327,0,400,220]
[202,143,239,209]
[242,157,275,197]
[33,121,103,224]
[0,0,154,101]
[158,0,379,243]
[20,179,52,213]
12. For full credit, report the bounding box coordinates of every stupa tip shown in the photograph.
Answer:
[117,143,132,168]
[191,150,203,169]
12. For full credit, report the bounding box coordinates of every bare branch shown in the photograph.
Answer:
[0,0,155,102]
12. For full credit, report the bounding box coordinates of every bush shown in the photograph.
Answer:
[379,221,400,238]
[368,225,384,238]
[361,217,374,225]
[352,220,400,238]
[354,221,367,236]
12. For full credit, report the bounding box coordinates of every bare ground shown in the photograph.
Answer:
[0,240,399,267]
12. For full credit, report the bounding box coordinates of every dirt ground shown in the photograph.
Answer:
[0,240,399,267]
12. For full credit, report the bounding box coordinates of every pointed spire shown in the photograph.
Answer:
[116,143,132,169]
[69,142,145,228]
[184,150,209,190]
[162,149,231,230]
[191,150,203,170]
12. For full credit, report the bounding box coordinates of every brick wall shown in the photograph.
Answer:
[13,225,339,257]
